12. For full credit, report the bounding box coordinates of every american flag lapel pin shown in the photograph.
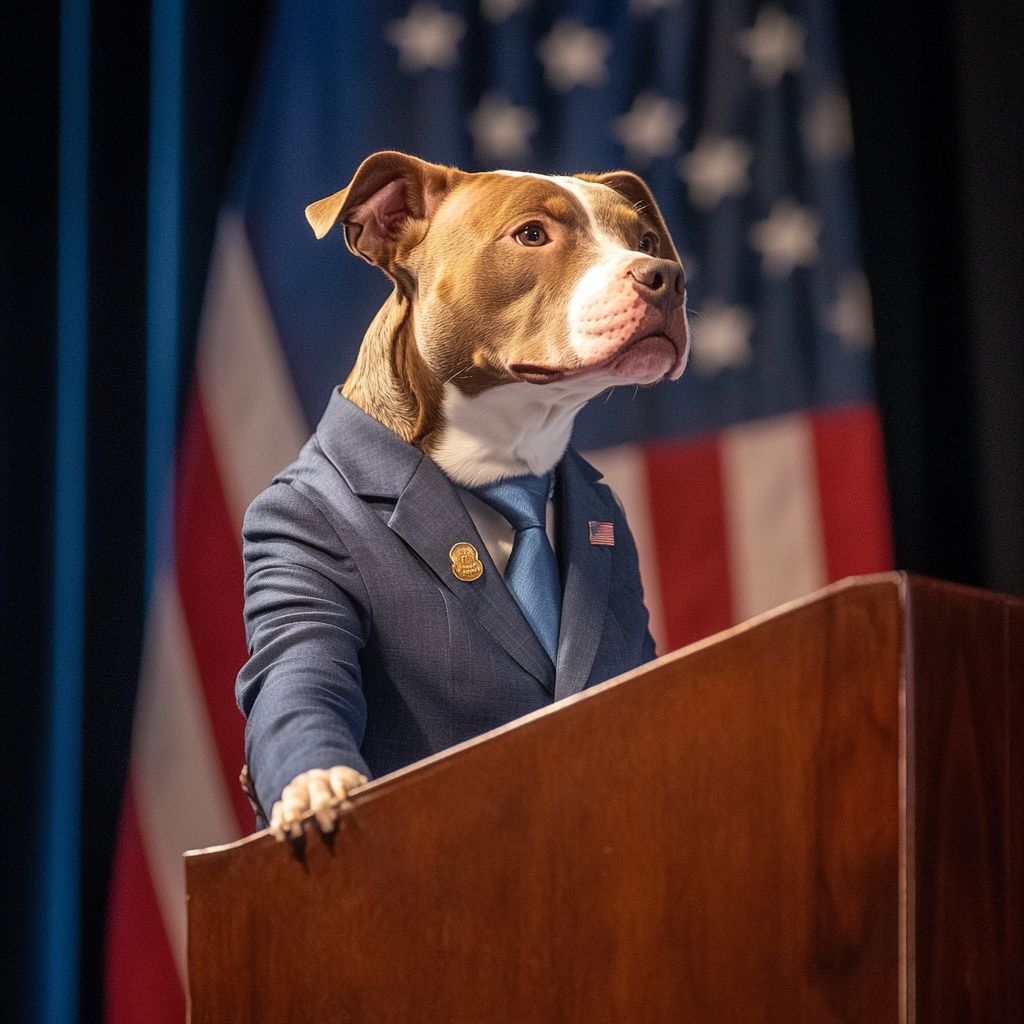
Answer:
[588,521,615,546]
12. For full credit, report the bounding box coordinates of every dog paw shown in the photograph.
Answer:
[268,765,368,842]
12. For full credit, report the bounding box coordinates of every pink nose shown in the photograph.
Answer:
[628,258,685,304]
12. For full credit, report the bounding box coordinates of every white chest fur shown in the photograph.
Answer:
[430,379,614,487]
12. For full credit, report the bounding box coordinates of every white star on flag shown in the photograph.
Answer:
[803,90,855,162]
[736,6,805,87]
[823,271,874,349]
[386,2,466,73]
[480,0,531,23]
[749,199,820,279]
[678,134,753,209]
[537,19,611,93]
[468,93,538,164]
[613,92,686,167]
[691,300,755,375]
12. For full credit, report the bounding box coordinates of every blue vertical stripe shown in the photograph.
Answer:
[45,0,89,1019]
[146,0,184,595]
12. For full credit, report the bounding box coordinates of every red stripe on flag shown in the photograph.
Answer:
[811,404,894,582]
[105,784,186,1024]
[174,387,254,832]
[645,436,734,650]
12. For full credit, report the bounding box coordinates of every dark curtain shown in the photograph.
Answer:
[1,2,267,1020]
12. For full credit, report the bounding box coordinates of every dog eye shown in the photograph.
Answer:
[514,223,548,247]
[638,233,658,255]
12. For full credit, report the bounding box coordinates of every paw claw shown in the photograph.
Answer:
[268,764,366,841]
[314,803,339,833]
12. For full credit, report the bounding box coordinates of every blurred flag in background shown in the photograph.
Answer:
[105,0,891,1018]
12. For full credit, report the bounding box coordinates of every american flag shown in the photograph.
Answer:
[104,0,891,1018]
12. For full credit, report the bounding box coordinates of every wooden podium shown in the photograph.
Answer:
[185,574,1022,1023]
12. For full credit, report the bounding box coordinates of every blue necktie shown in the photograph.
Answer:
[469,473,561,664]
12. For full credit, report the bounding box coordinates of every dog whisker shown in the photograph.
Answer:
[444,364,473,385]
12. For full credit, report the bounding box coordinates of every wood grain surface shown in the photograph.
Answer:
[906,576,1023,1023]
[185,574,1021,1024]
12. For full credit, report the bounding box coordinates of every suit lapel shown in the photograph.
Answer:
[388,457,555,691]
[553,450,612,701]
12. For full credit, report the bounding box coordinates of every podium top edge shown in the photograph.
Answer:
[186,574,923,861]
[184,573,1020,860]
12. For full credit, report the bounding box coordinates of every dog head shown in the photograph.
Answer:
[307,151,688,484]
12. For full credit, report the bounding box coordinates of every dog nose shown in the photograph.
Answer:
[628,257,685,301]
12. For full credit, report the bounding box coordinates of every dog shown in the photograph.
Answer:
[235,151,688,840]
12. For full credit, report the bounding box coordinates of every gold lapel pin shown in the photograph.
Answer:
[450,542,484,581]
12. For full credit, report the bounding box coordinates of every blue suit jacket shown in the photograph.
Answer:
[237,389,656,820]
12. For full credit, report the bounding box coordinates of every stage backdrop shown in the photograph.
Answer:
[104,0,891,1018]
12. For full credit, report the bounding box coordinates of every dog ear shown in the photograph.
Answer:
[577,171,681,264]
[305,188,351,241]
[305,151,458,266]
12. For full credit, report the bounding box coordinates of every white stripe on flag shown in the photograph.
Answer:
[581,444,666,654]
[197,213,309,536]
[131,571,242,986]
[720,412,827,622]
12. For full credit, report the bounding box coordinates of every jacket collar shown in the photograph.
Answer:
[315,388,423,500]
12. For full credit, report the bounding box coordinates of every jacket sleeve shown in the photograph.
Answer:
[236,481,373,820]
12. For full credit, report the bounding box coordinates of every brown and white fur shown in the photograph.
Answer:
[268,150,688,838]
